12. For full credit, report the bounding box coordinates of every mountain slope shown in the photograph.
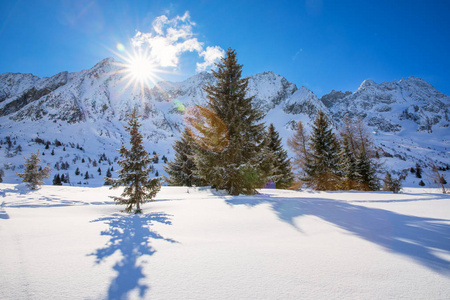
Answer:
[0,58,448,186]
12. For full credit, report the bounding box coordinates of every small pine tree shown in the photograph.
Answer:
[17,151,51,190]
[382,172,402,193]
[164,128,205,187]
[98,167,101,175]
[415,163,422,178]
[84,171,89,180]
[265,123,294,189]
[0,169,4,183]
[339,137,358,190]
[75,167,80,176]
[418,180,425,186]
[382,172,393,192]
[53,174,62,186]
[107,109,161,213]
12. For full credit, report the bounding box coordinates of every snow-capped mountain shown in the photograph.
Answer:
[0,58,448,186]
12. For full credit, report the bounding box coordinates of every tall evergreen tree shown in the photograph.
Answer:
[17,151,51,190]
[303,111,340,190]
[265,123,294,189]
[164,128,205,186]
[107,109,161,213]
[192,48,268,195]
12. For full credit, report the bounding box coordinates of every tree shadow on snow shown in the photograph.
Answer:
[226,194,450,275]
[90,213,178,299]
[0,202,9,219]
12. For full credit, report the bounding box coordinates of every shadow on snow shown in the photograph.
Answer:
[226,194,450,275]
[90,212,177,299]
[0,202,9,219]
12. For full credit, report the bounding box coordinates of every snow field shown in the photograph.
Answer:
[1,184,450,299]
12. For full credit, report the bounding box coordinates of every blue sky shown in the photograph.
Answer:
[1,0,449,97]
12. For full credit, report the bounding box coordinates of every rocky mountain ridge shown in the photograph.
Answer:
[0,58,449,186]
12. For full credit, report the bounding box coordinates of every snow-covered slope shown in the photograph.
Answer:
[0,58,449,186]
[1,184,449,299]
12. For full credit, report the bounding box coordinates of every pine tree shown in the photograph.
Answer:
[17,151,51,190]
[84,171,89,180]
[164,128,205,186]
[75,167,80,176]
[382,171,393,192]
[107,109,161,213]
[53,174,62,185]
[382,171,402,193]
[355,149,380,191]
[265,123,294,189]
[0,169,4,183]
[192,48,268,195]
[415,163,422,178]
[303,111,340,190]
[339,137,358,190]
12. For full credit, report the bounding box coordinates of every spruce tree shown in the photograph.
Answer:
[303,111,340,190]
[107,109,161,213]
[17,151,51,190]
[164,128,205,186]
[265,123,294,189]
[382,171,393,192]
[355,149,380,191]
[53,174,62,186]
[192,48,268,195]
[382,171,402,193]
[339,137,358,190]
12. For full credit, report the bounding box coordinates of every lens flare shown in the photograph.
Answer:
[173,99,185,112]
[116,43,125,52]
[184,105,230,153]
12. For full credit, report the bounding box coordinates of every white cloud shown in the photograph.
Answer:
[131,11,223,71]
[196,46,225,72]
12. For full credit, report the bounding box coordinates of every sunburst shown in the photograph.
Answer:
[111,45,168,97]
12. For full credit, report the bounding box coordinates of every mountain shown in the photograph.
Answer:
[0,58,449,186]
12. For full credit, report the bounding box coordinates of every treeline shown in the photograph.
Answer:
[288,113,382,191]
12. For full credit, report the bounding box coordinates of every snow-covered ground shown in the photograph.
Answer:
[1,184,449,299]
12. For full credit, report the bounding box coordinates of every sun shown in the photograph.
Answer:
[127,54,155,83]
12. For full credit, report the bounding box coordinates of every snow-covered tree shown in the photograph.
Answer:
[107,109,161,213]
[192,48,268,195]
[265,123,294,189]
[17,151,51,190]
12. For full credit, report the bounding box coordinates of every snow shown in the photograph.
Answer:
[1,184,449,299]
